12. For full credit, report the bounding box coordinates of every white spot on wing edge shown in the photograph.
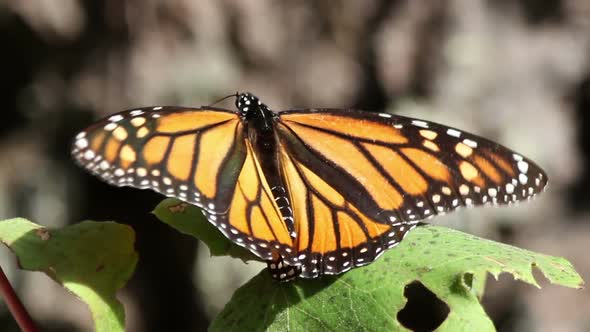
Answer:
[83,150,95,160]
[411,120,428,128]
[432,194,441,203]
[109,114,124,122]
[517,161,529,174]
[75,138,88,149]
[136,168,147,177]
[505,183,515,194]
[488,188,498,197]
[104,123,117,131]
[447,128,461,137]
[99,160,109,170]
[463,138,478,148]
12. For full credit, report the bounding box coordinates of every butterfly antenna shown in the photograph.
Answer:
[208,92,239,107]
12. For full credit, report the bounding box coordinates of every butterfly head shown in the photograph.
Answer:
[236,92,272,118]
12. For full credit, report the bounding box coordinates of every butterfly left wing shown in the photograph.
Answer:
[71,106,295,263]
[210,138,295,263]
[276,109,547,277]
[71,106,246,215]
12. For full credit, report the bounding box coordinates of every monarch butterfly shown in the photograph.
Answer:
[72,92,547,281]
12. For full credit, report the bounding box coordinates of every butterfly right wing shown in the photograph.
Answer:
[275,109,547,278]
[277,142,413,278]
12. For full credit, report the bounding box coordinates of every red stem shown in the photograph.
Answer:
[0,266,38,332]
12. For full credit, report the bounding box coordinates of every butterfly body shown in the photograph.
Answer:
[240,94,298,244]
[72,92,547,281]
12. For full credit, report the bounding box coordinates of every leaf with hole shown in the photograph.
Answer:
[154,200,583,331]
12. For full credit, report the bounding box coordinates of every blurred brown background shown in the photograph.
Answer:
[0,1,589,331]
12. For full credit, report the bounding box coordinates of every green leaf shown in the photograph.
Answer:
[153,200,583,331]
[153,198,258,262]
[0,218,138,332]
[207,225,583,332]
